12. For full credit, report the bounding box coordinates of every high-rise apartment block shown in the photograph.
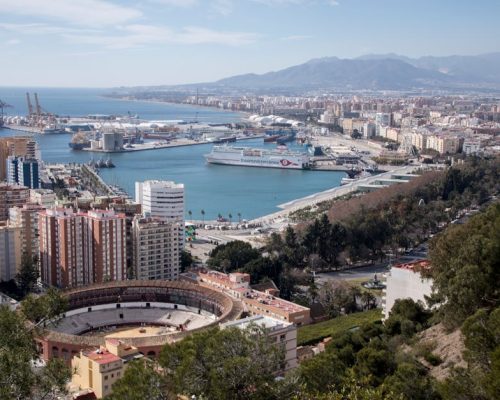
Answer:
[134,180,185,281]
[9,203,45,262]
[7,156,40,189]
[0,222,22,282]
[135,180,184,222]
[0,137,37,181]
[0,183,30,222]
[39,208,126,288]
[132,216,182,281]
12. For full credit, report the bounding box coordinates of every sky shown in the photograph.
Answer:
[0,0,499,87]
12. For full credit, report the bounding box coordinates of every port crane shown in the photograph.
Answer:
[25,92,56,128]
[0,99,13,127]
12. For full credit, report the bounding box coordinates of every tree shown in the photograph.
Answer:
[21,287,68,327]
[428,203,500,328]
[16,252,39,296]
[238,212,242,223]
[105,359,170,400]
[200,209,205,223]
[228,213,233,223]
[351,129,362,139]
[207,241,261,272]
[159,326,285,399]
[180,250,193,272]
[187,210,192,220]
[0,301,70,400]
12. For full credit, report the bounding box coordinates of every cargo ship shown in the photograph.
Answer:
[69,132,91,150]
[205,145,310,170]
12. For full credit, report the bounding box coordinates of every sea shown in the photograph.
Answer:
[0,87,343,220]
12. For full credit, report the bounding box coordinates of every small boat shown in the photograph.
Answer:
[105,158,115,168]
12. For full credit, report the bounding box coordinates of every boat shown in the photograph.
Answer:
[204,145,310,170]
[105,157,115,168]
[42,124,66,134]
[69,132,91,150]
[264,135,280,143]
[213,136,237,144]
[276,133,296,145]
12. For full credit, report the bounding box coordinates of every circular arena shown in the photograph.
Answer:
[37,280,242,362]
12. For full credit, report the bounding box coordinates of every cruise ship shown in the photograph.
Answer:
[205,145,311,170]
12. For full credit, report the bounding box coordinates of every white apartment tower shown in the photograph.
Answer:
[135,180,185,222]
[134,180,185,281]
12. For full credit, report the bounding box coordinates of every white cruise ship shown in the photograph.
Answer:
[205,145,311,170]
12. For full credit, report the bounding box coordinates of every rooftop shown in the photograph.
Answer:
[221,315,292,331]
[84,349,121,365]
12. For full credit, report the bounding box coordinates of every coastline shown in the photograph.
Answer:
[101,94,251,120]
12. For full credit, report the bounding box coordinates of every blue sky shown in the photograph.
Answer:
[0,0,498,87]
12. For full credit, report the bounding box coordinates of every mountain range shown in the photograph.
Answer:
[213,52,500,91]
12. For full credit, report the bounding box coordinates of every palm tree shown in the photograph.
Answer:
[201,209,205,224]
[217,213,223,221]
[228,213,233,223]
[237,212,242,223]
[188,210,192,220]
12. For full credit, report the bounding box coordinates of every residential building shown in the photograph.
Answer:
[108,200,142,278]
[0,222,22,282]
[132,216,182,281]
[135,179,185,258]
[0,137,37,181]
[39,208,126,288]
[0,183,30,222]
[6,156,40,189]
[135,180,184,222]
[9,203,45,261]
[363,122,376,138]
[221,315,298,371]
[382,260,433,320]
[30,189,56,207]
[71,339,143,399]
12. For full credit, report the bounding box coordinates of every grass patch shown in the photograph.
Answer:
[297,309,382,346]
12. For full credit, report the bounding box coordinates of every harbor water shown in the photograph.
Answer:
[0,88,343,220]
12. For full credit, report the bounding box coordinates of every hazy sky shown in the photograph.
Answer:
[0,0,498,87]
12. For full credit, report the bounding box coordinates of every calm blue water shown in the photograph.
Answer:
[0,88,343,219]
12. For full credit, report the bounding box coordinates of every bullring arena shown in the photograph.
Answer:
[36,280,243,362]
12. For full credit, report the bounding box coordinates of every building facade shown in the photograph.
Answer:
[71,339,143,399]
[9,203,45,262]
[0,137,37,181]
[132,216,182,281]
[6,156,40,189]
[0,222,22,282]
[0,183,30,222]
[382,260,433,319]
[39,208,127,288]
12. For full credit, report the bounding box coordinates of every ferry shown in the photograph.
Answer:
[205,145,310,170]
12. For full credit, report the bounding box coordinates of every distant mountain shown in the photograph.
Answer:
[356,52,500,84]
[111,52,500,94]
[215,57,453,90]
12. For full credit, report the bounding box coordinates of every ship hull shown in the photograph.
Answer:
[205,157,307,170]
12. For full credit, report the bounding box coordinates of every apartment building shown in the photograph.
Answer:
[6,156,40,189]
[39,208,126,288]
[9,203,45,261]
[132,216,182,281]
[0,183,30,222]
[30,189,57,207]
[0,222,22,281]
[0,137,37,181]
